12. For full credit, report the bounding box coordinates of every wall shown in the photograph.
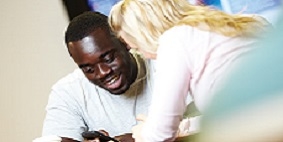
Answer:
[0,0,76,141]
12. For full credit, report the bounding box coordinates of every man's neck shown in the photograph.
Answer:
[123,52,147,97]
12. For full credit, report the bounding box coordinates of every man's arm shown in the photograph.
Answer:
[42,86,87,141]
[61,137,80,142]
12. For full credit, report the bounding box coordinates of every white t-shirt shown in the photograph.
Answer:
[142,25,261,141]
[42,54,152,141]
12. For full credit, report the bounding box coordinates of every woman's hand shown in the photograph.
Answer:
[132,114,147,142]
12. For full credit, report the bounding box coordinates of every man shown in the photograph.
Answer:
[41,11,152,142]
[40,11,198,142]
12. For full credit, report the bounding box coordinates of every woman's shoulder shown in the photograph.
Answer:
[160,25,211,41]
[159,25,191,43]
[163,25,194,36]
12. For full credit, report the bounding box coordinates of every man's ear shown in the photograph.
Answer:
[66,45,73,57]
[126,45,131,51]
[119,38,130,51]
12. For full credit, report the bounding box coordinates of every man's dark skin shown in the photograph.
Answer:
[68,28,137,95]
[61,12,137,142]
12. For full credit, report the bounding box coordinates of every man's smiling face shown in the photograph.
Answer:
[68,28,137,94]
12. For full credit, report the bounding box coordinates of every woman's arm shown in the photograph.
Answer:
[142,26,192,141]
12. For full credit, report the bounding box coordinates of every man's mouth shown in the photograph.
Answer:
[104,74,122,90]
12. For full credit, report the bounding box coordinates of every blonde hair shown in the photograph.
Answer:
[109,0,267,53]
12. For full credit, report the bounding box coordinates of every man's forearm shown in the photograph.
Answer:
[61,137,80,142]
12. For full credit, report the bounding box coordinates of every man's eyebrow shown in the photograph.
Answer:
[100,49,115,58]
[78,49,116,68]
[78,64,90,69]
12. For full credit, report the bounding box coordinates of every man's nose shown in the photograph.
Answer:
[95,63,111,79]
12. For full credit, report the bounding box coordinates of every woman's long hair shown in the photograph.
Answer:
[109,0,267,53]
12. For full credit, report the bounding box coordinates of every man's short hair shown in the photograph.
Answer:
[65,11,111,44]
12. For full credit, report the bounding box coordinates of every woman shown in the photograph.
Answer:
[109,0,269,141]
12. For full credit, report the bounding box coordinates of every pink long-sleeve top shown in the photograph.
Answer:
[142,25,259,141]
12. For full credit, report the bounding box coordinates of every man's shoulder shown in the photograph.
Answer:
[51,68,89,90]
[49,69,102,103]
[130,50,147,72]
[130,50,145,61]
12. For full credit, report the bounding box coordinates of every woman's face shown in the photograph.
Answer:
[119,31,156,59]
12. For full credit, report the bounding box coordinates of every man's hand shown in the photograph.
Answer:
[82,130,135,142]
[61,137,80,142]
[114,133,134,142]
[82,130,113,142]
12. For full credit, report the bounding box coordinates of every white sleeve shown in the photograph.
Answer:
[42,86,86,141]
[188,116,201,133]
[142,26,192,141]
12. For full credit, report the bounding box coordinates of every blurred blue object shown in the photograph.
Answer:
[88,0,119,16]
[221,0,281,14]
[203,0,223,10]
[199,0,282,25]
[199,9,283,142]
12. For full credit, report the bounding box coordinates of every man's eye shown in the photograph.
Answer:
[104,54,114,63]
[81,66,94,73]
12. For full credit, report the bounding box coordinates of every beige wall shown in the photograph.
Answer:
[0,0,76,141]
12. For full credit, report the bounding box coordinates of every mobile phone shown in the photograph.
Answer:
[82,130,119,142]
